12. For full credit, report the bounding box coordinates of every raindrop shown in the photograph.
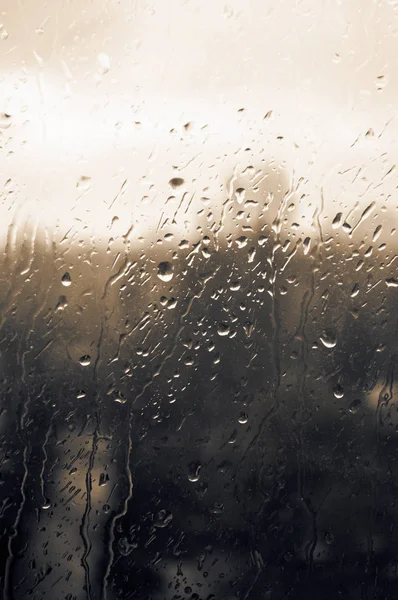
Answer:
[79,355,91,367]
[235,187,246,204]
[238,412,248,424]
[333,385,344,399]
[114,392,127,404]
[188,462,202,482]
[0,24,9,40]
[332,213,343,229]
[41,500,51,510]
[157,261,174,282]
[169,177,184,189]
[61,272,72,287]
[235,236,248,248]
[76,175,91,191]
[386,278,398,288]
[348,398,362,414]
[99,473,110,487]
[97,52,111,74]
[303,237,311,255]
[154,509,173,528]
[217,323,230,336]
[325,531,334,545]
[320,329,337,349]
[0,113,12,129]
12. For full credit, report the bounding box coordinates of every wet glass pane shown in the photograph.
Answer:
[1,1,398,598]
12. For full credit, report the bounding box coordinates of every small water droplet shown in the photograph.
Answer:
[210,502,224,515]
[97,52,110,74]
[77,390,87,399]
[217,323,230,336]
[61,272,71,287]
[154,509,173,528]
[76,175,91,191]
[169,177,184,189]
[188,462,202,482]
[235,187,246,204]
[333,385,344,399]
[41,500,51,510]
[99,473,109,487]
[0,113,12,129]
[235,236,248,248]
[0,24,9,40]
[325,530,334,545]
[79,355,91,367]
[349,398,362,414]
[320,329,337,349]
[238,412,248,424]
[157,261,174,282]
[332,212,343,228]
[114,392,127,404]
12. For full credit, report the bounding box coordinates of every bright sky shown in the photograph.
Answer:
[0,0,397,246]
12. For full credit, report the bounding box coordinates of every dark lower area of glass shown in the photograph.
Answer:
[0,174,396,599]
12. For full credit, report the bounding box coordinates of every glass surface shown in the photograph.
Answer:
[1,1,398,598]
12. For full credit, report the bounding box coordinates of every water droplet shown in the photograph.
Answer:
[77,390,87,399]
[332,213,343,228]
[41,500,51,510]
[235,236,248,248]
[154,509,173,528]
[0,24,9,40]
[97,52,110,74]
[333,385,344,399]
[61,272,71,287]
[76,175,91,191]
[114,392,127,404]
[235,187,246,204]
[99,473,109,487]
[320,329,337,349]
[349,398,362,414]
[79,355,91,367]
[157,261,174,282]
[325,531,334,545]
[169,177,184,189]
[210,502,224,515]
[102,504,110,513]
[351,283,359,298]
[386,278,398,288]
[238,412,248,424]
[217,323,230,336]
[0,113,11,129]
[188,462,202,482]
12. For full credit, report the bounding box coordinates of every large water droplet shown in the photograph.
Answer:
[157,261,174,282]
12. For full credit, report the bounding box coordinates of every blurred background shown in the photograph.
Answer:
[1,0,398,598]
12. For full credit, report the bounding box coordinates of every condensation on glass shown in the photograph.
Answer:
[0,1,397,598]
